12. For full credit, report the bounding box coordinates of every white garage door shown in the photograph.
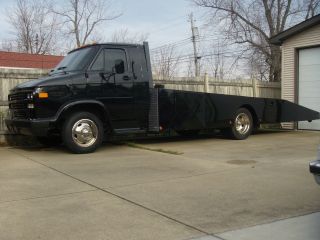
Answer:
[298,47,320,130]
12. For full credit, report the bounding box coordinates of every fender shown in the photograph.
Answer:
[54,99,113,129]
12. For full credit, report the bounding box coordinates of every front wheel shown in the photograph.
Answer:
[229,108,253,140]
[62,112,104,154]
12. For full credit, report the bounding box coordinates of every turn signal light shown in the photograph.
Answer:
[38,92,48,98]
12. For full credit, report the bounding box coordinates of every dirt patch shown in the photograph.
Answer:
[120,141,183,155]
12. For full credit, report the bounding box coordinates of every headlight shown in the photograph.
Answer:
[27,93,33,99]
[35,87,49,99]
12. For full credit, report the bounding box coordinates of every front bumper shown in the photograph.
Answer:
[310,160,320,185]
[5,118,52,137]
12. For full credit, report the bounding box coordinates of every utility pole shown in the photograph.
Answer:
[189,13,200,77]
[35,34,39,54]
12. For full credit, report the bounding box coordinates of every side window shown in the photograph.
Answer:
[91,51,104,71]
[104,49,127,74]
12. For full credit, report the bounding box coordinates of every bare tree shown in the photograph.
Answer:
[7,0,58,54]
[203,42,225,80]
[193,0,318,82]
[186,56,196,78]
[0,40,15,52]
[53,0,121,48]
[305,0,320,19]
[110,28,149,44]
[152,46,181,80]
[248,48,269,81]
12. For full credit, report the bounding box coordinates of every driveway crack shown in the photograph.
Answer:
[0,189,98,204]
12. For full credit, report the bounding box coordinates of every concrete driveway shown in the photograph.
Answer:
[0,130,320,240]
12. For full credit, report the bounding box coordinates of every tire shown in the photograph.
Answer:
[176,130,199,137]
[37,136,61,147]
[229,108,253,140]
[62,112,104,154]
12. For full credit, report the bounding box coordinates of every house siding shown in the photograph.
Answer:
[281,24,320,129]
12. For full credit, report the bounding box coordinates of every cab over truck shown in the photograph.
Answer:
[5,42,320,153]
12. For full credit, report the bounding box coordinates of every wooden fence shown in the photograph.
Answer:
[0,68,48,133]
[0,68,48,103]
[154,75,281,98]
[0,107,6,133]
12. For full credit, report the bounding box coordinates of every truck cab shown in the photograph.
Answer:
[6,43,155,153]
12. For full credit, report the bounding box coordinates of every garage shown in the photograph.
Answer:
[270,14,320,130]
[298,47,320,130]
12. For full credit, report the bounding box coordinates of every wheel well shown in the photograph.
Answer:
[57,104,111,131]
[240,105,259,128]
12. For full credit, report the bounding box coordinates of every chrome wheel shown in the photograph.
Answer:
[235,113,250,135]
[72,119,98,147]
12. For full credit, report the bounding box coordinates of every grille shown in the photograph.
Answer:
[8,89,33,119]
[9,91,29,101]
[13,111,28,119]
[10,102,26,109]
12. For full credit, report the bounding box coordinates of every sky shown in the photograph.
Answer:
[0,0,12,38]
[0,0,207,50]
[0,0,245,78]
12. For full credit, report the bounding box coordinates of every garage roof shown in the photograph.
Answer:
[0,51,63,69]
[270,14,320,45]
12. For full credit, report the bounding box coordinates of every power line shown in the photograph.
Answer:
[151,47,264,64]
[150,35,238,54]
[150,37,192,51]
[148,9,206,39]
[148,18,187,35]
[150,44,192,58]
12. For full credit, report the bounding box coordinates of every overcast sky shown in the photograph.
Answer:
[0,0,207,50]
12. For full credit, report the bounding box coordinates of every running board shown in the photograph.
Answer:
[114,128,146,134]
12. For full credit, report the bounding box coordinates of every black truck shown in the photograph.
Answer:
[5,42,320,153]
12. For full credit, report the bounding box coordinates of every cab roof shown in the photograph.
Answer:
[69,42,144,54]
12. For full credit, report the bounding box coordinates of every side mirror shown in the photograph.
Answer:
[114,59,125,74]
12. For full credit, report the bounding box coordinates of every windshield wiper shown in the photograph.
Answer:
[57,66,67,70]
[49,66,68,76]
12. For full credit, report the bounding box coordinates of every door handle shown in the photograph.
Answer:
[123,76,131,81]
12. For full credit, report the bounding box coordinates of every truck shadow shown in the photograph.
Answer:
[109,129,288,145]
[6,129,288,153]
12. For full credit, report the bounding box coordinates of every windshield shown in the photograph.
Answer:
[52,46,98,73]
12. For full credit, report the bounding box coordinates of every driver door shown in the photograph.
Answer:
[87,48,137,130]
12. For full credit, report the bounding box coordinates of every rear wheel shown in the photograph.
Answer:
[229,108,253,140]
[62,112,103,154]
